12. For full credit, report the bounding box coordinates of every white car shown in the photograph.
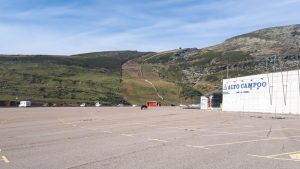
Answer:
[179,104,188,108]
[80,103,86,107]
[188,104,200,109]
[117,104,124,107]
[19,101,31,107]
[95,102,101,107]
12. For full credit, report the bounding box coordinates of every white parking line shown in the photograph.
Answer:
[148,138,169,143]
[0,156,10,163]
[58,119,73,125]
[120,134,134,137]
[185,144,209,150]
[166,126,186,130]
[133,122,200,131]
[86,128,98,131]
[249,153,300,162]
[190,137,290,149]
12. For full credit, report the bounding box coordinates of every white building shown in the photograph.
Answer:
[222,69,300,115]
[200,96,209,110]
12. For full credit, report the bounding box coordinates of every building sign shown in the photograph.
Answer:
[223,79,268,94]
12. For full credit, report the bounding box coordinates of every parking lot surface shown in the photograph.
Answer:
[1,107,300,169]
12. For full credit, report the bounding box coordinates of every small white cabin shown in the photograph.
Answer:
[19,101,31,107]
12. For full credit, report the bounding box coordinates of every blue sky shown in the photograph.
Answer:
[0,0,299,55]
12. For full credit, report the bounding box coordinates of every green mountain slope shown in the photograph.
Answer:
[0,51,149,106]
[1,24,300,106]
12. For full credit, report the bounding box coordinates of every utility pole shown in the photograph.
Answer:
[226,65,229,78]
[226,54,229,78]
[297,42,299,70]
[273,55,277,72]
[292,32,299,115]
[297,42,300,97]
[266,58,268,73]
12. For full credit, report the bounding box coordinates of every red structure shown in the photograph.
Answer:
[146,101,161,107]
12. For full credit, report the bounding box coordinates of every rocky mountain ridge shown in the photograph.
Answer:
[131,24,300,93]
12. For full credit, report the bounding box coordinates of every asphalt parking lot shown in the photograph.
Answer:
[1,107,300,169]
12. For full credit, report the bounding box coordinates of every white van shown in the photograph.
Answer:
[19,101,31,107]
[95,102,101,107]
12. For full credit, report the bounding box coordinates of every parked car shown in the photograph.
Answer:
[95,102,101,107]
[117,104,124,107]
[19,101,31,107]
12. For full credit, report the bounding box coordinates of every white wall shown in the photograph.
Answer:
[222,69,300,115]
[200,96,208,109]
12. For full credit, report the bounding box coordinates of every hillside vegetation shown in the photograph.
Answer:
[1,24,300,106]
[0,51,148,106]
[134,25,300,93]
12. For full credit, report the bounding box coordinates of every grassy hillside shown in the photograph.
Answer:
[121,62,202,105]
[0,51,148,106]
[2,25,298,106]
[122,64,179,105]
[0,51,202,106]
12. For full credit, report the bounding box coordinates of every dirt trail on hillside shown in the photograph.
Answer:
[122,60,143,78]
